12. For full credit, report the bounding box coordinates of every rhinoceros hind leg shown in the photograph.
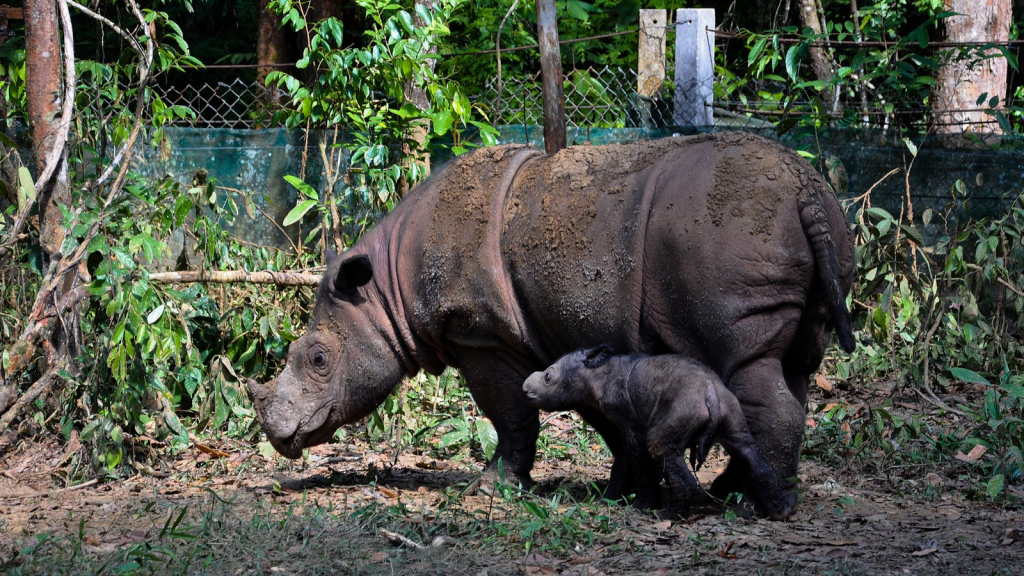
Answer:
[711,357,803,505]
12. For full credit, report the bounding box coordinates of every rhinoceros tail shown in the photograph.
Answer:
[800,194,856,353]
[691,382,722,471]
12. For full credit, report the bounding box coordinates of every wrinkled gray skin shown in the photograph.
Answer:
[523,346,793,519]
[246,133,855,515]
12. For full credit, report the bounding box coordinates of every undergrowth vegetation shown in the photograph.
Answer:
[799,160,1024,503]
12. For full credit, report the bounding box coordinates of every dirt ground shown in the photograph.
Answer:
[2,420,1022,576]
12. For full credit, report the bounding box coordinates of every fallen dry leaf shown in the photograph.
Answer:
[193,442,230,459]
[652,520,672,531]
[825,540,859,546]
[781,534,810,545]
[717,541,738,560]
[369,551,388,563]
[378,487,399,498]
[910,547,938,557]
[815,373,833,392]
[954,444,987,463]
[567,555,593,565]
[83,535,101,546]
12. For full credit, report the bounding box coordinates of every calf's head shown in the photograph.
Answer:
[522,345,616,411]
[246,252,406,458]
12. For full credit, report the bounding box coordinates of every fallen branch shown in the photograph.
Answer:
[0,367,62,432]
[147,270,322,286]
[379,528,456,549]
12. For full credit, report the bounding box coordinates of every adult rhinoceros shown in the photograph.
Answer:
[246,132,855,511]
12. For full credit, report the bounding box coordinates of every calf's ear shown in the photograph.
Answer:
[583,344,615,368]
[335,254,374,293]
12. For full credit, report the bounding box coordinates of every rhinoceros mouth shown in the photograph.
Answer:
[272,404,336,459]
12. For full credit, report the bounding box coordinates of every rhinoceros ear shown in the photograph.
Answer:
[583,344,616,369]
[335,254,373,293]
[325,249,339,265]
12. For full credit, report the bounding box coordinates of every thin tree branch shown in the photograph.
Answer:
[147,269,322,286]
[65,0,144,59]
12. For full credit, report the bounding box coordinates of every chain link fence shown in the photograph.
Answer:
[147,68,1023,225]
[150,78,285,129]
[150,71,1024,142]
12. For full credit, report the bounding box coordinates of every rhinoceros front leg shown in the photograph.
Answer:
[458,353,539,487]
[711,357,803,513]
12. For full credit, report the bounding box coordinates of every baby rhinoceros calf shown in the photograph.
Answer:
[523,346,793,520]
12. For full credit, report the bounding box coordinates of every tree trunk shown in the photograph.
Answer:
[933,0,1012,144]
[796,0,838,115]
[256,0,294,106]
[24,0,70,260]
[400,0,435,193]
[23,0,79,377]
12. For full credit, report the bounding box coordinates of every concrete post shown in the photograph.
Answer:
[673,8,715,128]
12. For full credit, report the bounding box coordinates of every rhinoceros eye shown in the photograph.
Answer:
[308,344,331,376]
[544,370,552,384]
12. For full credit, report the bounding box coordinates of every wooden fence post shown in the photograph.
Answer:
[673,8,715,128]
[638,9,667,128]
[535,0,566,153]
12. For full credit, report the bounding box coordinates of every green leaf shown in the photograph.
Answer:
[283,200,318,226]
[397,11,415,34]
[900,224,925,246]
[475,419,498,460]
[785,43,803,82]
[1003,382,1024,400]
[440,429,468,447]
[748,36,768,67]
[903,137,918,158]
[284,174,318,200]
[430,111,454,135]
[521,500,549,520]
[18,166,35,205]
[949,367,991,386]
[986,474,1004,500]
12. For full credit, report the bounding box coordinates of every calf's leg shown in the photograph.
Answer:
[663,450,701,517]
[621,425,661,510]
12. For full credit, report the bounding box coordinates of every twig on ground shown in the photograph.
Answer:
[914,387,966,417]
[380,528,425,549]
[56,478,98,493]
